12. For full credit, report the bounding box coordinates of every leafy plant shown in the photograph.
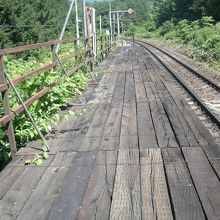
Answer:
[0,43,90,167]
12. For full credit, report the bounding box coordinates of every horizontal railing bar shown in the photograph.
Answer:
[0,36,92,56]
[0,59,92,127]
[0,48,91,92]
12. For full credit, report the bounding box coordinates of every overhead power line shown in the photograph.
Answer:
[0,24,74,29]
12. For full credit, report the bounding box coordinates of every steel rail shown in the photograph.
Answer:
[135,39,220,92]
[134,40,220,127]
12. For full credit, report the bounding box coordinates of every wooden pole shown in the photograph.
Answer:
[0,55,17,156]
[51,44,57,70]
[100,36,104,60]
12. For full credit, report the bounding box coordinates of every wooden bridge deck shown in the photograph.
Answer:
[1,45,220,219]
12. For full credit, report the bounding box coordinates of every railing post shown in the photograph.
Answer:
[132,33,135,46]
[51,44,56,70]
[85,38,89,60]
[74,40,79,63]
[100,36,104,61]
[0,55,17,156]
[107,35,110,53]
[89,37,94,71]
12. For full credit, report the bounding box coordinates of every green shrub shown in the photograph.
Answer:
[158,20,175,36]
[0,43,89,167]
[130,16,220,71]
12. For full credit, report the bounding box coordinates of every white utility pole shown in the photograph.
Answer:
[75,0,80,45]
[56,0,75,53]
[117,11,120,36]
[113,13,116,35]
[99,15,102,36]
[110,8,134,37]
[91,8,97,57]
[109,0,112,45]
[83,0,88,48]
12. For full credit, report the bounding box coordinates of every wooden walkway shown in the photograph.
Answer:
[1,45,220,219]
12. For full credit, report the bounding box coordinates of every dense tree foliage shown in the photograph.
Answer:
[92,0,220,26]
[153,0,220,26]
[0,0,75,48]
[1,0,220,48]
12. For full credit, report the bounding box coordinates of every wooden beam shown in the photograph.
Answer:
[0,55,17,156]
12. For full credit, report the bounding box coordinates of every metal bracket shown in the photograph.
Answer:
[4,71,50,152]
[54,53,82,104]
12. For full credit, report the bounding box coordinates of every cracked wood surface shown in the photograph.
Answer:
[0,45,220,219]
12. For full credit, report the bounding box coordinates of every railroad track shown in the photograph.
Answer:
[130,38,220,127]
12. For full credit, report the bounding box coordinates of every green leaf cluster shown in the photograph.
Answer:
[0,0,75,48]
[0,43,89,168]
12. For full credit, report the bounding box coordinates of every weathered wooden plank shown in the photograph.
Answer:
[210,159,220,179]
[115,72,126,85]
[139,135,158,149]
[65,104,98,139]
[88,72,111,105]
[109,164,141,220]
[140,148,162,164]
[137,102,158,148]
[78,164,117,220]
[101,70,118,104]
[124,73,136,100]
[161,148,184,163]
[99,136,120,150]
[102,103,123,138]
[182,147,220,219]
[133,59,139,71]
[85,104,111,137]
[0,167,26,200]
[17,167,70,220]
[150,101,179,148]
[121,100,137,137]
[111,74,126,104]
[135,83,147,101]
[0,166,48,219]
[119,135,138,149]
[47,151,98,220]
[133,70,143,84]
[141,163,173,220]
[49,151,77,166]
[95,150,118,165]
[61,137,101,151]
[117,149,140,164]
[136,102,151,127]
[162,100,199,147]
[141,71,152,82]
[138,58,152,82]
[165,162,206,219]
[144,82,160,102]
[143,58,173,101]
[174,99,220,158]
[17,152,77,220]
[154,81,172,101]
[78,148,119,219]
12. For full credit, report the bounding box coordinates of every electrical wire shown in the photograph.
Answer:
[0,24,74,29]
